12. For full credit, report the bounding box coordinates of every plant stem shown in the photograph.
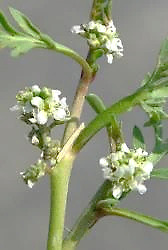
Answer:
[62,51,94,145]
[47,153,75,250]
[52,44,92,83]
[62,181,111,250]
[72,87,149,153]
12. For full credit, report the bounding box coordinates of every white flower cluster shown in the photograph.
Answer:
[71,20,123,64]
[11,85,70,125]
[99,144,153,199]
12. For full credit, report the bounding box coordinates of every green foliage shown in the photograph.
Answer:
[151,168,168,179]
[140,38,168,126]
[97,198,119,208]
[86,93,106,113]
[0,7,92,80]
[0,8,52,56]
[132,125,146,150]
[101,207,168,232]
[91,0,112,22]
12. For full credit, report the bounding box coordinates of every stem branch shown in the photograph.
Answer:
[62,181,112,250]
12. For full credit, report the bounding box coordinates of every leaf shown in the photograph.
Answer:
[102,207,168,232]
[139,38,168,125]
[0,32,44,56]
[0,11,18,35]
[0,8,91,76]
[146,38,168,86]
[86,93,106,114]
[9,7,41,37]
[91,0,112,22]
[132,126,145,149]
[151,168,168,179]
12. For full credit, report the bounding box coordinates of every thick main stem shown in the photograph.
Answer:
[62,52,94,145]
[62,181,111,250]
[47,153,75,250]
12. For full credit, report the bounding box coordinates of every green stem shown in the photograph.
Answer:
[47,153,75,250]
[72,87,149,153]
[62,181,112,250]
[99,207,168,232]
[52,44,92,83]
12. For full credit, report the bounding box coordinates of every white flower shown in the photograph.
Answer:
[136,184,147,195]
[128,159,137,174]
[106,53,113,64]
[99,157,109,167]
[53,108,67,121]
[29,117,37,124]
[105,40,116,51]
[112,185,123,199]
[106,38,123,52]
[31,96,44,109]
[142,161,153,175]
[71,25,84,34]
[36,110,48,125]
[52,89,61,101]
[107,20,116,33]
[31,135,39,145]
[60,97,67,108]
[87,21,96,30]
[27,180,34,189]
[121,143,130,153]
[100,144,152,199]
[32,85,41,94]
[96,23,106,33]
[115,51,124,58]
[102,167,113,180]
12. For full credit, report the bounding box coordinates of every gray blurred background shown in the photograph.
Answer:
[0,0,168,249]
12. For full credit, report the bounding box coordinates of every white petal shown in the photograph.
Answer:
[31,135,39,145]
[105,40,114,51]
[32,85,41,94]
[27,180,34,189]
[71,25,84,34]
[116,51,124,58]
[10,104,20,112]
[137,184,147,195]
[87,21,96,30]
[136,148,143,155]
[107,20,116,33]
[99,157,109,167]
[112,185,122,199]
[116,38,123,50]
[29,118,37,124]
[31,97,44,108]
[60,97,67,108]
[52,90,61,101]
[106,53,113,64]
[37,111,48,125]
[53,108,67,120]
[96,24,106,33]
[143,161,153,175]
[103,168,112,180]
[128,159,136,174]
[121,143,130,153]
